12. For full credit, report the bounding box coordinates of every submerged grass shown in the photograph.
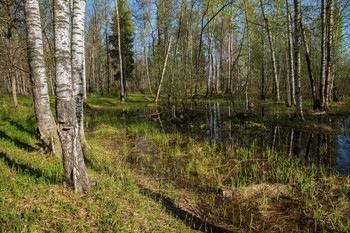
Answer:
[0,94,349,232]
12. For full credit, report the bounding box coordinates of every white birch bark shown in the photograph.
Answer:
[324,0,334,110]
[260,0,281,103]
[72,0,89,154]
[25,0,61,156]
[286,0,295,106]
[155,36,172,104]
[294,0,304,120]
[54,0,89,193]
[320,0,327,110]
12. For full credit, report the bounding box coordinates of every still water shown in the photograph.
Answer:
[88,101,350,175]
[152,102,350,175]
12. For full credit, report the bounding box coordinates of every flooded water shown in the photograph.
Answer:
[88,101,350,175]
[150,102,350,175]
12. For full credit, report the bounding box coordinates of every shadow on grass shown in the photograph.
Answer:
[0,152,61,184]
[138,184,230,233]
[0,130,37,152]
[8,120,37,138]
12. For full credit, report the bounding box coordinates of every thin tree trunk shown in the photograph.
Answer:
[25,0,61,156]
[206,31,213,97]
[260,0,280,103]
[245,12,251,110]
[260,31,265,100]
[320,0,327,110]
[301,22,317,107]
[155,36,172,104]
[54,0,89,193]
[324,0,334,110]
[143,19,152,95]
[286,49,291,106]
[294,0,304,120]
[10,67,18,107]
[227,32,232,94]
[286,0,295,106]
[115,0,124,103]
[104,0,111,95]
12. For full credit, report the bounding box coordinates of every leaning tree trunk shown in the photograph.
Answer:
[24,0,61,156]
[72,0,89,155]
[294,0,304,120]
[301,22,317,108]
[260,0,280,103]
[155,36,172,104]
[54,0,89,193]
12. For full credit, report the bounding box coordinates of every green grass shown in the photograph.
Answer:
[0,94,349,232]
[0,95,196,232]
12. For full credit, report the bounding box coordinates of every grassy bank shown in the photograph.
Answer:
[0,94,349,232]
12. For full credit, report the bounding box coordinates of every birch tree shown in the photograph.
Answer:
[293,0,304,120]
[324,0,334,110]
[24,0,61,156]
[285,0,295,106]
[319,0,327,110]
[72,0,89,154]
[54,0,89,193]
[260,0,281,103]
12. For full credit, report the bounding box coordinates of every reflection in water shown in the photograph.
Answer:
[88,101,350,175]
[179,103,350,175]
[204,103,222,146]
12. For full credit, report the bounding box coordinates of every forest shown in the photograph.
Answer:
[0,0,350,232]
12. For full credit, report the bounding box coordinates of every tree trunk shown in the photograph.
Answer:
[155,36,172,104]
[25,0,61,156]
[206,30,213,97]
[72,0,89,155]
[294,0,304,120]
[301,22,317,107]
[260,0,280,103]
[115,0,125,103]
[54,0,89,193]
[143,19,152,95]
[286,0,295,106]
[10,67,18,107]
[324,0,334,110]
[104,0,110,95]
[319,0,327,110]
[226,32,232,94]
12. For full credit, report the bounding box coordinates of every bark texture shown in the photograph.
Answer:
[72,0,89,155]
[54,0,89,193]
[25,0,61,156]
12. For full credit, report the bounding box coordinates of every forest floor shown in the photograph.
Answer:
[0,94,349,232]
